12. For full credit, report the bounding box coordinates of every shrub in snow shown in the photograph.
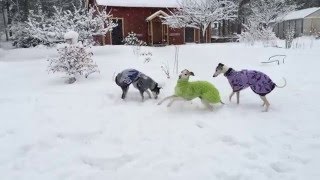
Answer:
[239,22,277,46]
[161,61,171,79]
[122,32,146,46]
[48,32,99,84]
[285,25,295,49]
[239,0,296,46]
[10,6,117,48]
[9,22,42,48]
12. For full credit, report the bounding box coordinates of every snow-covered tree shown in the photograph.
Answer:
[48,31,99,84]
[249,0,296,28]
[162,0,238,43]
[10,5,117,47]
[239,0,296,45]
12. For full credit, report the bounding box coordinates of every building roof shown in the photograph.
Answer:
[282,7,320,21]
[146,10,169,21]
[95,0,179,8]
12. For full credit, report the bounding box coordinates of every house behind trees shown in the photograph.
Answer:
[273,7,320,39]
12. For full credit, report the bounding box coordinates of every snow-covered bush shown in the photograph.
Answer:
[48,31,99,84]
[122,32,146,46]
[9,22,42,48]
[285,25,295,49]
[239,0,296,46]
[10,6,117,48]
[239,27,277,46]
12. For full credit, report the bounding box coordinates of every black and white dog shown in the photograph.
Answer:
[115,69,161,101]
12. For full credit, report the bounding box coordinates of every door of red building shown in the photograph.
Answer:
[152,21,162,44]
[111,19,124,45]
[185,27,195,43]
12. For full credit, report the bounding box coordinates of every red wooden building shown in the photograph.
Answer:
[87,0,211,45]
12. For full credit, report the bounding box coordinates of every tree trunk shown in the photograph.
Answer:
[222,20,226,36]
[200,28,205,43]
[22,0,29,21]
[2,3,9,41]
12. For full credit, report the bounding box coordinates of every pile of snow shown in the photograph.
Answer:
[64,31,79,45]
[0,44,320,180]
[290,36,320,49]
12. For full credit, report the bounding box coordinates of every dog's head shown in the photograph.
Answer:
[151,83,161,99]
[179,69,194,80]
[213,63,227,77]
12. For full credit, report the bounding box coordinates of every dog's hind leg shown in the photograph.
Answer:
[139,89,145,102]
[201,99,213,111]
[157,95,177,105]
[236,91,240,104]
[229,92,235,102]
[260,96,270,112]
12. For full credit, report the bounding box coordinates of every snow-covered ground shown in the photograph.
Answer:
[0,42,320,180]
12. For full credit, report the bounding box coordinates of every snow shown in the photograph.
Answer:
[96,0,179,8]
[64,31,79,44]
[282,7,320,21]
[0,42,320,180]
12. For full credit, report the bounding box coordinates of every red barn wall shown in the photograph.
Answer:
[93,5,212,45]
[98,6,185,45]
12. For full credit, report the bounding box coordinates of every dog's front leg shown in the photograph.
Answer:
[157,95,177,105]
[139,90,145,102]
[236,91,240,104]
[229,92,235,102]
[260,96,270,112]
[121,86,129,99]
[146,90,152,99]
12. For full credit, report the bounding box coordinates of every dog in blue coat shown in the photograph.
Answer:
[115,69,161,101]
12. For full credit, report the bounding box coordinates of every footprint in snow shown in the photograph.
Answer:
[82,154,135,170]
[270,161,294,173]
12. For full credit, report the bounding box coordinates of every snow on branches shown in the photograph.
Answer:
[10,6,117,47]
[239,0,296,46]
[249,0,296,27]
[122,32,147,46]
[48,31,99,84]
[162,0,237,43]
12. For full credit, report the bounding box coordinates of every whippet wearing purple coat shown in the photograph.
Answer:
[213,63,286,112]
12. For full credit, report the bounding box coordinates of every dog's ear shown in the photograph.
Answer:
[218,63,224,67]
[189,71,195,76]
[155,83,162,89]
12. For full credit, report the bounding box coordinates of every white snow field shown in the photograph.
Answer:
[0,43,320,180]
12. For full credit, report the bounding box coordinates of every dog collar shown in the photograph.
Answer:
[224,68,233,77]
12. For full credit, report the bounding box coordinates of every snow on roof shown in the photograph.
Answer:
[95,0,179,8]
[146,10,169,21]
[282,7,320,21]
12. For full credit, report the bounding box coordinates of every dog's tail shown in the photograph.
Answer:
[275,77,287,88]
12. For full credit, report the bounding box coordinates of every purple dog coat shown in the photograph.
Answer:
[224,68,276,96]
[116,69,142,87]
